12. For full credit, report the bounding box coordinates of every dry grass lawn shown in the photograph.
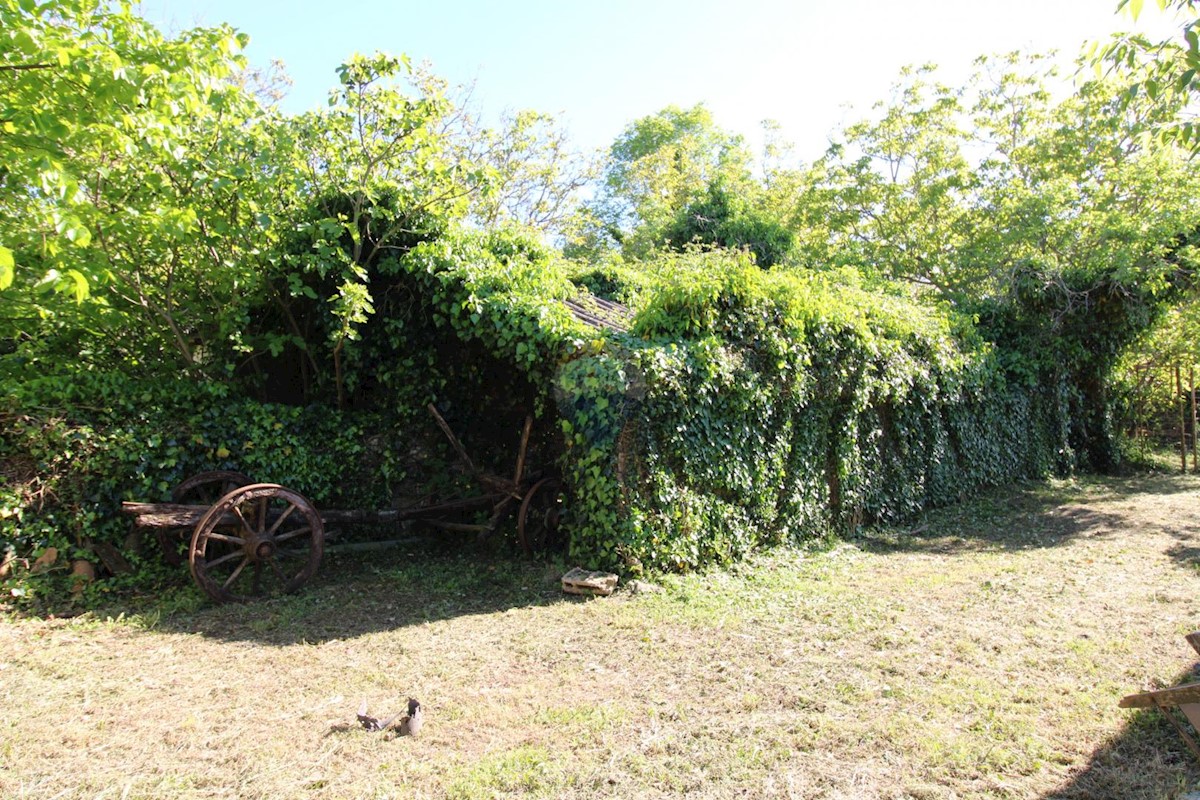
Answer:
[3,471,1200,799]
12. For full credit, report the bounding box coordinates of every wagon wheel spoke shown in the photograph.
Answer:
[269,557,288,585]
[266,503,298,537]
[273,526,311,544]
[205,549,245,569]
[231,505,254,537]
[162,471,253,567]
[256,497,268,535]
[222,556,250,589]
[204,531,245,546]
[173,471,254,506]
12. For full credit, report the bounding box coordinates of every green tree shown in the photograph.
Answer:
[663,180,794,268]
[258,52,488,407]
[467,109,598,237]
[1095,0,1200,147]
[1112,297,1200,442]
[791,65,975,290]
[784,54,1200,301]
[570,104,753,259]
[0,0,272,371]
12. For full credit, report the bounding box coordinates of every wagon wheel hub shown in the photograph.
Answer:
[253,540,276,560]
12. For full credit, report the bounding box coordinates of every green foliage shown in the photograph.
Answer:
[570,104,754,259]
[1095,0,1200,149]
[0,224,601,604]
[553,251,1068,573]
[664,182,795,268]
[5,0,1199,604]
[778,55,1200,299]
[761,54,1200,467]
[0,371,403,606]
[0,0,274,372]
[467,109,599,236]
[566,256,652,306]
[1111,296,1200,442]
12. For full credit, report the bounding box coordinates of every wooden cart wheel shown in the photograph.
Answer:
[517,477,563,557]
[157,471,254,566]
[189,483,324,604]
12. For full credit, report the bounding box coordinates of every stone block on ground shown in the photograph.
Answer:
[561,568,618,597]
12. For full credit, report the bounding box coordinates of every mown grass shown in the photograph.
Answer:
[2,472,1200,798]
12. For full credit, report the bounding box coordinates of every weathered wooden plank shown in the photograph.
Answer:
[1181,703,1200,731]
[120,502,212,528]
[563,295,633,332]
[124,494,509,529]
[416,519,490,533]
[122,502,296,529]
[1120,681,1200,709]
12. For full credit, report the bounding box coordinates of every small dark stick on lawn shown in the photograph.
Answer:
[396,698,422,737]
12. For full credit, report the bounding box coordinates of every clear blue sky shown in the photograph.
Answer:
[137,0,1181,161]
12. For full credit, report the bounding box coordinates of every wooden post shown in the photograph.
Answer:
[1178,364,1188,474]
[1191,366,1198,473]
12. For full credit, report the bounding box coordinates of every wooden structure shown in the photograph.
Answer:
[1124,361,1199,473]
[563,295,633,332]
[1120,631,1200,762]
[122,405,562,603]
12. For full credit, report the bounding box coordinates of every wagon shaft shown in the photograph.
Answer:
[123,501,318,529]
[122,492,511,529]
[121,502,216,529]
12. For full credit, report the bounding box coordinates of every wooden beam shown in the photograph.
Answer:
[427,403,480,479]
[1191,366,1197,473]
[120,502,211,528]
[1120,681,1200,709]
[1179,364,1188,474]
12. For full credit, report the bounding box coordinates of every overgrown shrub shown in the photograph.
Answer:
[2,234,1077,603]
[554,251,1070,572]
[0,371,406,605]
[0,227,599,605]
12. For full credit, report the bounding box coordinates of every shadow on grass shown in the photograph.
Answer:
[856,472,1200,557]
[1043,667,1200,799]
[150,536,577,646]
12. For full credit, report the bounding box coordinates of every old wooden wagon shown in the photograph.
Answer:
[121,404,562,603]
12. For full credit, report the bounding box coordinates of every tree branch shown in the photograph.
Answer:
[0,63,55,73]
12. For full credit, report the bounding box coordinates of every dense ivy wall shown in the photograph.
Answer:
[555,256,1070,572]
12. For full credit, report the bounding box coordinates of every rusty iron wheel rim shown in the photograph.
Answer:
[189,483,324,604]
[517,477,563,557]
[158,471,253,566]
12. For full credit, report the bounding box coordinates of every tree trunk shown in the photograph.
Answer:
[1075,372,1117,473]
